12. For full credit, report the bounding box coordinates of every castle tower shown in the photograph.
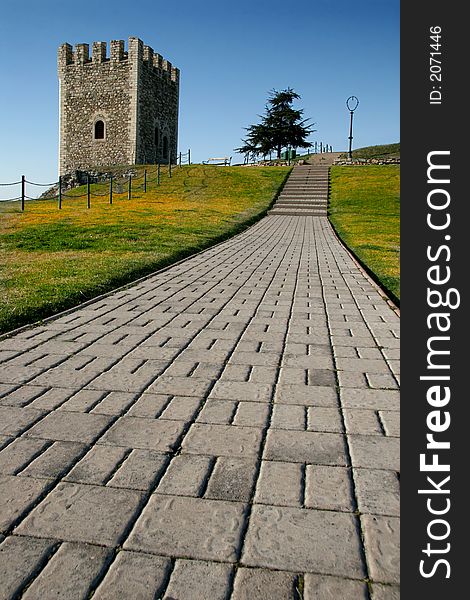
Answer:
[58,37,179,176]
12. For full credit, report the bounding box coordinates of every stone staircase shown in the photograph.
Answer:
[269,165,330,217]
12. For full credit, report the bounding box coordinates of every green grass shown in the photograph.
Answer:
[0,164,290,333]
[341,143,400,160]
[329,165,400,302]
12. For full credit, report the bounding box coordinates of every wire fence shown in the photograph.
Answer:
[0,151,192,210]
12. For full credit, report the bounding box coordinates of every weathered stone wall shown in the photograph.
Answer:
[58,38,179,176]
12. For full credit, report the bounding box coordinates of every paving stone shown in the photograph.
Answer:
[0,385,48,408]
[159,395,203,421]
[232,402,270,427]
[271,404,306,430]
[0,438,50,475]
[0,535,56,599]
[0,406,45,437]
[210,381,273,403]
[16,482,142,546]
[362,515,400,584]
[303,573,369,599]
[99,416,185,452]
[229,351,280,367]
[22,542,112,599]
[165,559,232,600]
[57,389,109,412]
[344,409,383,435]
[305,465,354,511]
[366,373,399,390]
[126,393,171,418]
[197,399,237,424]
[371,583,401,599]
[125,494,247,561]
[183,423,263,458]
[93,551,171,599]
[336,357,391,373]
[89,391,138,415]
[25,411,112,444]
[354,469,400,516]
[275,384,338,407]
[157,455,212,496]
[242,505,365,578]
[379,410,400,437]
[0,475,51,531]
[20,441,85,479]
[264,430,347,465]
[340,388,400,411]
[255,461,302,506]
[205,457,257,502]
[28,388,77,411]
[232,567,296,600]
[349,435,400,471]
[307,407,343,432]
[65,445,128,485]
[108,449,168,491]
[147,375,213,397]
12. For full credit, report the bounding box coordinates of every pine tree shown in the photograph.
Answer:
[236,88,315,160]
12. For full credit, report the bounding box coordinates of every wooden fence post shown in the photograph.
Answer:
[87,175,91,208]
[21,175,25,211]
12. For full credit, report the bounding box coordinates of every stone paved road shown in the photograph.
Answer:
[0,181,400,599]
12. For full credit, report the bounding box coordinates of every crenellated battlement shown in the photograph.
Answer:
[58,36,179,176]
[58,37,179,82]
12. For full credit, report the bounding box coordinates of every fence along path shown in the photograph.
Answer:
[0,166,399,598]
[0,154,191,210]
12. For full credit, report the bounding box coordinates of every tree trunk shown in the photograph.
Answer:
[277,145,282,159]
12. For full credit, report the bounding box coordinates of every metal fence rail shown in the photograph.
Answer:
[0,156,192,210]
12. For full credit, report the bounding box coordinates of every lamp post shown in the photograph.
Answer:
[346,96,359,159]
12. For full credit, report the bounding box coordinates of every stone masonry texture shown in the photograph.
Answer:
[0,166,400,598]
[58,37,179,176]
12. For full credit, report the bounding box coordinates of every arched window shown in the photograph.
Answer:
[162,135,169,161]
[94,120,105,140]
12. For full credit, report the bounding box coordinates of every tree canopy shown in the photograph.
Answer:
[236,88,315,160]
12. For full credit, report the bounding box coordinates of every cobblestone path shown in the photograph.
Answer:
[0,168,399,599]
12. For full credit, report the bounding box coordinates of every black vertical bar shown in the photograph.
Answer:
[21,175,25,211]
[87,175,90,208]
[144,169,147,192]
[157,163,161,184]
[109,175,113,204]
[188,148,191,165]
[58,176,62,210]
[179,152,182,166]
[348,111,354,158]
[169,160,172,178]
[128,175,132,200]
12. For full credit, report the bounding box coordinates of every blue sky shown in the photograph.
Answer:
[0,0,399,186]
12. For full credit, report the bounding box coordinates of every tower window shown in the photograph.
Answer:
[162,135,169,160]
[94,120,105,140]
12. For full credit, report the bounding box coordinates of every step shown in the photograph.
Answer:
[269,210,327,216]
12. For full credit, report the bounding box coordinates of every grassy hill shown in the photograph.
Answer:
[0,164,290,333]
[342,143,400,160]
[329,165,400,303]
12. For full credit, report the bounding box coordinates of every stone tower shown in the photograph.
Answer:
[58,37,179,176]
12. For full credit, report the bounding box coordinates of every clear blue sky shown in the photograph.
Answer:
[0,0,399,185]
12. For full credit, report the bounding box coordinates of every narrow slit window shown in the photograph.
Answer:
[162,135,169,160]
[94,120,105,140]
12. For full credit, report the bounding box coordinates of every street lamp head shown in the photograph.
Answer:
[346,96,359,112]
